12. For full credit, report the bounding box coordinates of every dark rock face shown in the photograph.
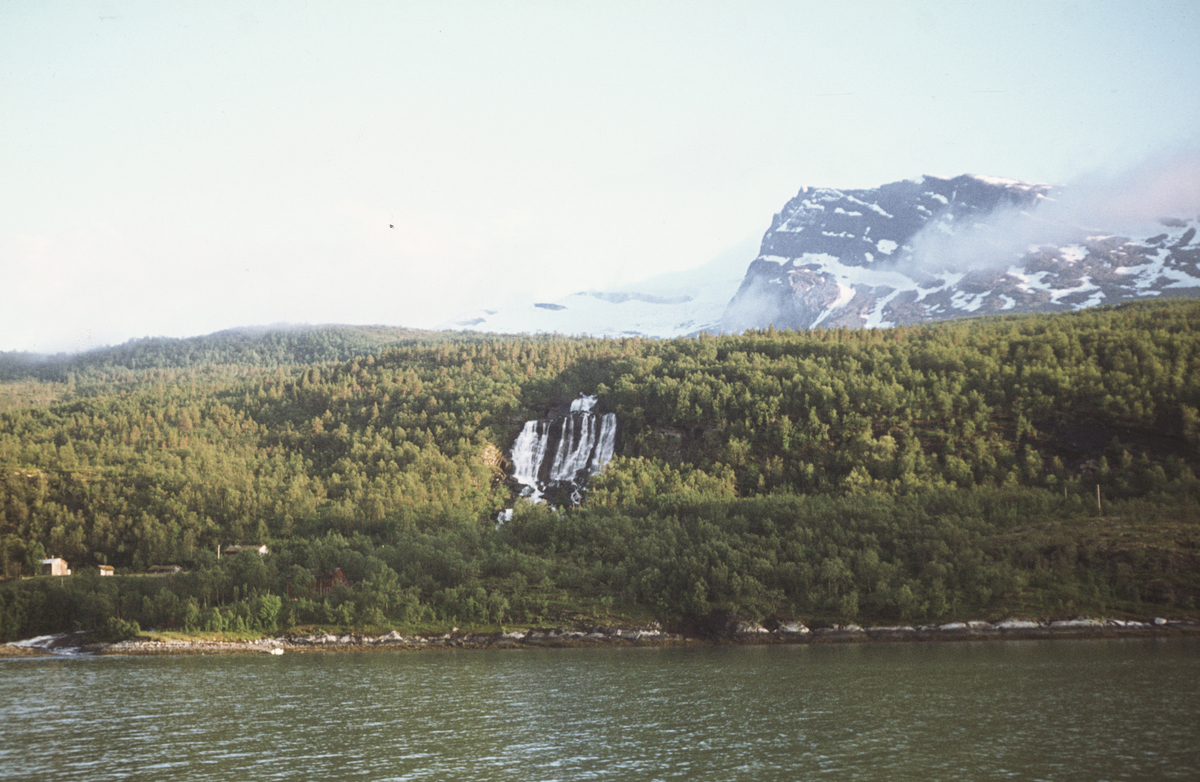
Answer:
[720,174,1200,332]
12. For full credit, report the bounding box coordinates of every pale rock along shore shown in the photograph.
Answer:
[4,617,1198,657]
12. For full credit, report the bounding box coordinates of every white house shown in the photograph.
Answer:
[41,558,71,576]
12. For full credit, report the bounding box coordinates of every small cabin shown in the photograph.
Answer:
[41,558,71,576]
[314,567,350,595]
[222,544,269,557]
[98,565,114,576]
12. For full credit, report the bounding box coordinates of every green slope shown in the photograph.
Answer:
[2,301,1198,640]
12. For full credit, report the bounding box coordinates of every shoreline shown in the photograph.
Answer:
[5,616,1199,657]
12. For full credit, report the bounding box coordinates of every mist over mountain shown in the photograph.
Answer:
[445,237,758,338]
[450,162,1200,337]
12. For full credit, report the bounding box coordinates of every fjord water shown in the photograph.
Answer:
[2,640,1198,781]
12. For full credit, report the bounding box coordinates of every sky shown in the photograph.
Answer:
[3,1,1199,353]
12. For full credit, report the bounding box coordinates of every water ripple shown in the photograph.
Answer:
[1,640,1197,781]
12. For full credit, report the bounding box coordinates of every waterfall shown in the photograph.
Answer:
[509,394,617,504]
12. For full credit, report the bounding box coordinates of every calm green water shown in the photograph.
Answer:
[2,639,1198,781]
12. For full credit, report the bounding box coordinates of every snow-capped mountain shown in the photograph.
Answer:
[448,174,1200,337]
[721,174,1200,331]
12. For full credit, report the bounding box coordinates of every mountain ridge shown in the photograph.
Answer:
[449,173,1200,337]
[721,173,1200,332]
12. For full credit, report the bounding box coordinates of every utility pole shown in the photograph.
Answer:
[1096,484,1102,515]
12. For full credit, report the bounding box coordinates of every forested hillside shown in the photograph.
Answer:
[0,325,447,413]
[2,302,1199,641]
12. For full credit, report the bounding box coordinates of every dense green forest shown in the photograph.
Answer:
[2,301,1199,641]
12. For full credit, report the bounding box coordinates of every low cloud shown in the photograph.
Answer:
[906,149,1200,273]
[1053,147,1200,231]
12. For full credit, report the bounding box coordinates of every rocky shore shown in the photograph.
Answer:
[94,625,688,655]
[729,616,1200,643]
[5,616,1199,657]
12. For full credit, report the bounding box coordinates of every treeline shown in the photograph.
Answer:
[2,301,1199,640]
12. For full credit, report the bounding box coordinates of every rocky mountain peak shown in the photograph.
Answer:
[720,174,1198,332]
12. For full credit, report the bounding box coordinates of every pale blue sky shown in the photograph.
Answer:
[3,1,1198,352]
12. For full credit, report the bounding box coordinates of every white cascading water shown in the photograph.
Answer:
[509,394,617,504]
